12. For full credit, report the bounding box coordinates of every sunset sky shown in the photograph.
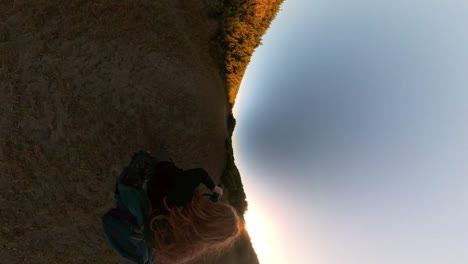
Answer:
[233,1,468,263]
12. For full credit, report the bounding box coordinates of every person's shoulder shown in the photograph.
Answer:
[178,168,207,177]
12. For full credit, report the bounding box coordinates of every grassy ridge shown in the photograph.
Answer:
[221,0,285,105]
[217,3,284,262]
[219,0,285,217]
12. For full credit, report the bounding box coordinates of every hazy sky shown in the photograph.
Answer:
[233,1,468,264]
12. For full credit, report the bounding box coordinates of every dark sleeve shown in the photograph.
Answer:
[168,168,216,206]
[183,168,216,191]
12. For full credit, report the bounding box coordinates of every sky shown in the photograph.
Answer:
[232,1,468,264]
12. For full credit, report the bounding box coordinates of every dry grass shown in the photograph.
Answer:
[220,0,285,105]
[0,0,270,262]
[0,1,255,263]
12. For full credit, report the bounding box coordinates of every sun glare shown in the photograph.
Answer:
[244,202,287,264]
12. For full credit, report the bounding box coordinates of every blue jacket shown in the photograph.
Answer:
[102,183,153,264]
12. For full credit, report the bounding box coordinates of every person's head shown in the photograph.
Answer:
[150,192,243,264]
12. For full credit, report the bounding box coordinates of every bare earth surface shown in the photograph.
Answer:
[0,1,255,263]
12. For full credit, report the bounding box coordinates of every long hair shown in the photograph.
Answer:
[149,192,242,264]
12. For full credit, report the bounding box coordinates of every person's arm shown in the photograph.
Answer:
[117,184,150,227]
[198,168,216,191]
[169,168,222,206]
[193,168,224,195]
[180,168,217,191]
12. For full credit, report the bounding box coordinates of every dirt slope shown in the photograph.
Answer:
[0,1,255,263]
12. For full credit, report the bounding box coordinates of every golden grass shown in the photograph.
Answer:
[220,0,285,105]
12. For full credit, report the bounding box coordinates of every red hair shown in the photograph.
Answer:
[150,192,242,264]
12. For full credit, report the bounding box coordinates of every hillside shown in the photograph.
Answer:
[221,0,285,105]
[0,0,283,263]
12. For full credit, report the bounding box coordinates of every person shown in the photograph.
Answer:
[102,150,242,264]
[145,150,242,264]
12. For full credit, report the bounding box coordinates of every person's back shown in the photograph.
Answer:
[103,150,241,264]
[102,151,155,264]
